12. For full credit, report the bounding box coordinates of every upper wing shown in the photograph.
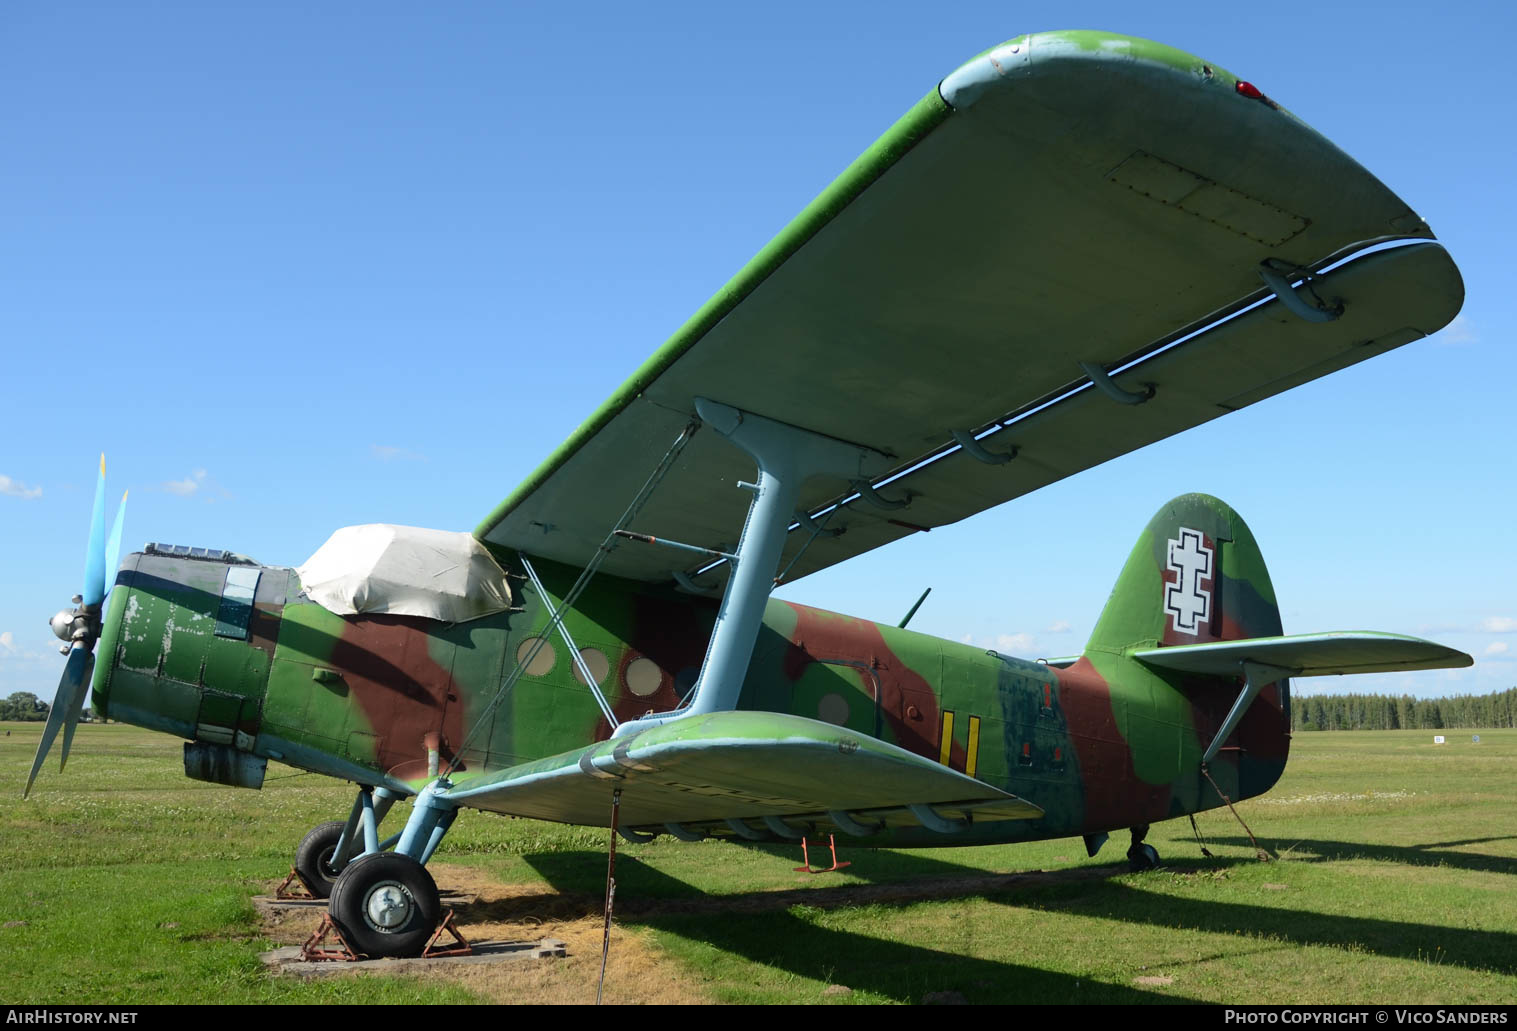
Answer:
[477,31,1462,589]
[437,710,1041,835]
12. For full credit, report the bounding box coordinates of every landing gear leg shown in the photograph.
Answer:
[328,778,458,958]
[1127,824,1159,872]
[295,785,403,899]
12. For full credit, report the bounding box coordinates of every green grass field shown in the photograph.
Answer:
[1,722,1513,1004]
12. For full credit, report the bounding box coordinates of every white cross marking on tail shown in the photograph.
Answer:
[1165,528,1213,635]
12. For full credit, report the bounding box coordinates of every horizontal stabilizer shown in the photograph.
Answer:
[439,711,1042,835]
[1133,632,1472,678]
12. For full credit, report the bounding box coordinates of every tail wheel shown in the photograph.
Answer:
[328,852,440,958]
[1127,842,1160,872]
[294,821,347,899]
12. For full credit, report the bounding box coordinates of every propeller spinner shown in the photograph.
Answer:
[26,455,127,798]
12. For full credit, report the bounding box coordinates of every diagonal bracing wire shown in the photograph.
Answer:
[446,420,702,775]
[520,553,617,728]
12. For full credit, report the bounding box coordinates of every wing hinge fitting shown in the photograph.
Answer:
[1080,361,1155,405]
[796,509,844,537]
[762,815,806,840]
[671,569,720,596]
[851,479,912,510]
[1258,260,1344,323]
[908,803,970,834]
[664,822,706,842]
[829,810,884,837]
[951,429,1017,465]
[724,818,768,841]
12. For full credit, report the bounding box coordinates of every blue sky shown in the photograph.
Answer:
[2,1,1513,704]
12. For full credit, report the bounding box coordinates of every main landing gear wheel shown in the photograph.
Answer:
[294,821,347,899]
[328,852,441,958]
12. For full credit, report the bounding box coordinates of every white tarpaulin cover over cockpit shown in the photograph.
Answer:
[296,524,513,622]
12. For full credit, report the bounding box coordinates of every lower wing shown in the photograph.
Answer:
[437,711,1041,838]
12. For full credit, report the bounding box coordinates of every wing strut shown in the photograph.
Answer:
[612,398,888,736]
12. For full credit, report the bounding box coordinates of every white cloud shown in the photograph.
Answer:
[1044,620,1072,634]
[1486,641,1509,657]
[1437,314,1477,346]
[1479,617,1517,633]
[0,631,47,662]
[964,632,1044,655]
[163,469,227,499]
[0,474,42,500]
[994,632,1038,654]
[163,469,207,496]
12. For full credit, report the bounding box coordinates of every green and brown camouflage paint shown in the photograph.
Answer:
[90,494,1288,849]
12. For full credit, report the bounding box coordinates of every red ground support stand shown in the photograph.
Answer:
[274,866,316,900]
[296,909,471,962]
[794,835,851,874]
[422,909,473,958]
[300,914,360,962]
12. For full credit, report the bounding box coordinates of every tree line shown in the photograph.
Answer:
[2,692,50,722]
[1292,687,1517,731]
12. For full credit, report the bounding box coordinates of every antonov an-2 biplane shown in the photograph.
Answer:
[32,31,1471,958]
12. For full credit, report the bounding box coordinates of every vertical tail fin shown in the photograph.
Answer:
[1079,494,1291,813]
[1087,493,1282,658]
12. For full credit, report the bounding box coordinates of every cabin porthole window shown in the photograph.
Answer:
[818,692,850,726]
[516,638,557,676]
[572,647,610,687]
[625,656,664,697]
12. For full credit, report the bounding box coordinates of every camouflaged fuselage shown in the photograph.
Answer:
[91,495,1290,846]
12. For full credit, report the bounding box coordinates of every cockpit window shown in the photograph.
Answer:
[214,566,262,640]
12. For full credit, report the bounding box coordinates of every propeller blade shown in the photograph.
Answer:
[103,490,128,598]
[24,646,93,798]
[83,454,108,607]
[58,649,98,773]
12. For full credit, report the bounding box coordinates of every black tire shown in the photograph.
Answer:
[1127,842,1160,872]
[295,821,347,899]
[328,852,441,958]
